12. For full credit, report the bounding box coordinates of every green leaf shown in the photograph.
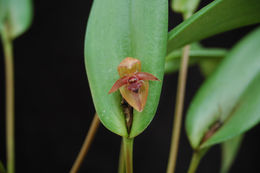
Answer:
[171,0,200,18]
[165,43,227,74]
[84,0,168,137]
[168,0,260,53]
[202,72,260,147]
[186,26,260,149]
[3,0,33,39]
[220,135,243,173]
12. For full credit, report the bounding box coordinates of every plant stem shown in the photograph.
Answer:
[118,140,125,173]
[166,45,190,173]
[187,152,201,173]
[70,113,100,173]
[123,137,133,173]
[188,148,210,173]
[1,23,15,173]
[187,148,208,173]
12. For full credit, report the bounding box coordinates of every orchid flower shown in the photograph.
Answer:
[109,57,159,112]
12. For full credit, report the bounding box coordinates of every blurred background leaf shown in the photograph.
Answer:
[0,0,8,32]
[0,0,33,39]
[220,135,243,173]
[186,26,260,149]
[165,43,226,74]
[167,0,260,52]
[8,0,33,39]
[171,0,200,18]
[198,58,221,78]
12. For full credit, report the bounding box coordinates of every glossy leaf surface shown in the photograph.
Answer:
[85,0,168,137]
[186,27,260,149]
[220,135,243,173]
[168,0,260,53]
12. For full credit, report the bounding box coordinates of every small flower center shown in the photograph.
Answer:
[127,76,140,93]
[128,76,138,84]
[128,82,142,93]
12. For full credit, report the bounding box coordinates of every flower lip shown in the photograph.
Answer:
[127,80,143,93]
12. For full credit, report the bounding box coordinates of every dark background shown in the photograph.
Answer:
[0,0,259,172]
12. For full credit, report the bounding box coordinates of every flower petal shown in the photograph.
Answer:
[119,81,149,112]
[118,57,141,77]
[136,72,160,81]
[109,76,128,93]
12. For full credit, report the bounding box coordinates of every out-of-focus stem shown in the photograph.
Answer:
[166,45,190,173]
[1,23,15,173]
[70,113,100,173]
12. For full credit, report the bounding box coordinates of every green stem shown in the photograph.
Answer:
[187,152,200,173]
[1,23,15,173]
[70,113,100,173]
[187,148,208,173]
[123,137,133,173]
[166,45,190,173]
[118,140,125,173]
